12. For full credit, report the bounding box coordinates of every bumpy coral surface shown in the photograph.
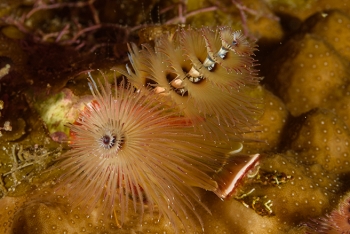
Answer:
[285,109,350,172]
[1,0,350,234]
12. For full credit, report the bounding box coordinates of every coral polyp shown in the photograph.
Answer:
[56,74,238,231]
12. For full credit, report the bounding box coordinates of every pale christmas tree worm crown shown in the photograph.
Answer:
[117,25,262,138]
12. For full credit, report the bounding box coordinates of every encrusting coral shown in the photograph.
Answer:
[1,1,350,234]
[270,32,348,117]
[242,87,289,153]
[300,10,350,61]
[266,9,350,122]
[197,152,341,234]
[285,108,350,173]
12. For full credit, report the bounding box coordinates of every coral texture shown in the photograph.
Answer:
[1,1,350,234]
